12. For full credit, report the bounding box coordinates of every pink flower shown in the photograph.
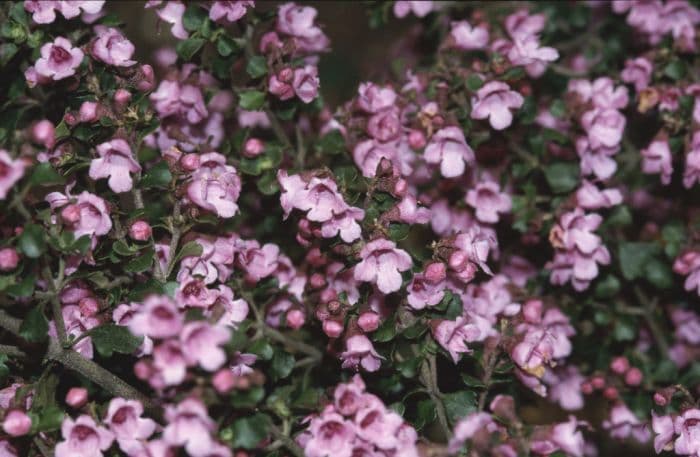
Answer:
[163,398,216,457]
[674,251,700,295]
[2,411,31,437]
[0,150,26,200]
[535,417,585,457]
[576,137,619,180]
[276,3,330,53]
[641,139,673,185]
[25,0,60,24]
[602,403,651,443]
[49,305,99,358]
[89,139,141,193]
[186,153,241,218]
[575,180,623,210]
[304,412,355,457]
[424,126,475,178]
[209,1,254,22]
[293,65,320,103]
[25,0,105,24]
[33,37,84,81]
[235,239,280,282]
[354,399,405,450]
[354,239,412,294]
[397,194,430,224]
[511,306,574,374]
[621,57,653,91]
[357,83,397,113]
[448,412,497,453]
[91,26,136,67]
[652,413,674,453]
[353,139,398,178]
[151,340,188,386]
[393,1,433,18]
[471,82,524,130]
[505,10,545,39]
[340,335,382,372]
[150,80,208,123]
[450,21,489,50]
[465,179,512,224]
[433,315,496,362]
[333,375,368,416]
[407,271,445,310]
[544,367,584,411]
[55,415,114,457]
[684,132,700,188]
[366,107,401,142]
[128,295,183,339]
[180,321,230,371]
[149,1,188,39]
[104,398,157,453]
[508,35,559,77]
[581,108,626,149]
[66,387,89,408]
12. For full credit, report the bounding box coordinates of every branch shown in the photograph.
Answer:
[0,344,27,358]
[0,309,22,337]
[269,423,304,457]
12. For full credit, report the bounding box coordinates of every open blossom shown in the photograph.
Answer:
[180,321,230,371]
[353,139,399,178]
[354,238,412,294]
[465,178,512,223]
[366,106,401,142]
[673,409,700,455]
[621,57,653,91]
[641,138,673,185]
[55,415,114,457]
[91,26,136,67]
[602,403,651,443]
[0,150,26,200]
[357,82,396,113]
[293,65,320,103]
[30,37,84,82]
[150,80,208,123]
[209,1,254,22]
[128,295,183,339]
[147,1,188,39]
[576,137,619,180]
[163,398,217,457]
[276,2,330,53]
[393,0,433,18]
[434,315,496,362]
[673,251,700,295]
[46,189,112,240]
[581,108,626,149]
[424,126,475,178]
[508,35,559,77]
[186,153,241,218]
[471,81,524,130]
[450,21,489,50]
[25,0,105,24]
[49,305,99,358]
[652,413,675,453]
[684,132,700,188]
[505,9,545,39]
[340,335,383,372]
[576,180,622,210]
[104,398,156,454]
[89,139,141,193]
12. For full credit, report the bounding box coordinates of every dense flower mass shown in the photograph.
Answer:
[1,1,700,456]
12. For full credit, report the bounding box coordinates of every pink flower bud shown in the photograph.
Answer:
[581,382,593,395]
[79,101,99,123]
[603,386,618,400]
[134,360,152,380]
[323,319,344,338]
[278,67,293,83]
[65,387,88,408]
[129,220,152,241]
[61,204,81,224]
[448,251,468,270]
[424,262,446,283]
[286,309,305,330]
[259,31,282,53]
[78,297,99,317]
[654,392,668,406]
[408,130,426,150]
[327,300,342,314]
[522,299,543,324]
[212,369,236,394]
[114,88,132,107]
[180,153,200,172]
[2,411,31,437]
[243,138,264,158]
[591,376,605,390]
[0,248,20,271]
[610,356,629,375]
[136,64,155,92]
[309,273,326,289]
[358,311,380,332]
[393,178,408,197]
[624,367,643,386]
[31,119,55,148]
[63,112,78,126]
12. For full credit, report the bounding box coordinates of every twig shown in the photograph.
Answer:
[33,436,53,457]
[633,287,669,355]
[264,107,294,151]
[0,344,27,358]
[164,201,182,279]
[478,349,499,411]
[418,351,450,441]
[0,309,22,337]
[269,423,304,457]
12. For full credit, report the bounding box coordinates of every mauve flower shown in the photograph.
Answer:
[49,305,100,358]
[576,137,619,180]
[293,65,320,103]
[276,3,330,53]
[471,82,524,130]
[602,403,651,443]
[33,37,84,81]
[505,9,545,39]
[354,238,412,294]
[465,179,512,224]
[104,398,156,453]
[448,412,497,453]
[151,340,188,386]
[163,398,216,457]
[393,0,433,18]
[357,83,397,113]
[0,150,25,200]
[576,180,623,210]
[128,295,183,339]
[512,306,574,376]
[652,413,674,453]
[354,398,405,450]
[89,139,141,193]
[2,410,31,437]
[304,412,355,457]
[180,321,230,371]
[397,194,430,224]
[508,35,559,77]
[209,1,254,22]
[340,335,383,372]
[216,287,249,328]
[450,21,489,50]
[175,276,220,309]
[187,153,241,218]
[424,126,475,178]
[150,80,209,123]
[353,139,398,178]
[236,239,280,282]
[113,303,153,356]
[366,107,401,142]
[674,251,700,295]
[684,132,700,188]
[55,415,114,457]
[434,315,495,362]
[537,417,585,457]
[91,26,136,67]
[621,57,653,91]
[25,0,60,23]
[148,1,188,39]
[0,440,17,457]
[407,272,445,310]
[544,367,584,411]
[641,139,673,185]
[581,108,626,149]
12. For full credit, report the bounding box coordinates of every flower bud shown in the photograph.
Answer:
[66,387,88,408]
[212,369,236,393]
[0,248,20,271]
[243,138,264,158]
[322,319,344,338]
[654,392,668,406]
[180,153,200,172]
[63,112,78,126]
[114,88,132,107]
[327,300,341,314]
[129,220,152,241]
[591,376,605,390]
[581,382,593,395]
[603,386,618,400]
[408,130,426,150]
[31,119,55,148]
[79,101,99,123]
[278,67,293,83]
[309,273,326,289]
[522,299,543,324]
[286,309,305,330]
[2,410,31,436]
[624,367,643,386]
[134,360,152,380]
[358,311,380,332]
[78,297,99,317]
[448,251,468,270]
[424,262,446,283]
[136,64,155,92]
[61,204,81,224]
[610,356,629,375]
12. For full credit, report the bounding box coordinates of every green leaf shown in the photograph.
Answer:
[442,390,477,424]
[388,223,410,242]
[216,34,238,57]
[183,5,207,32]
[173,241,204,264]
[238,90,266,110]
[270,350,294,381]
[140,161,172,188]
[594,275,620,299]
[0,43,18,66]
[20,306,48,343]
[0,354,8,381]
[9,2,28,27]
[248,339,274,360]
[613,317,636,341]
[372,315,397,342]
[256,170,280,195]
[112,239,140,257]
[413,398,437,430]
[231,385,265,408]
[231,414,270,449]
[662,222,685,258]
[89,324,142,357]
[29,405,64,433]
[664,60,686,81]
[317,130,346,155]
[465,74,483,91]
[544,162,579,194]
[644,258,673,289]
[18,224,46,258]
[176,37,205,60]
[246,55,268,79]
[618,242,659,280]
[124,248,154,273]
[549,99,567,119]
[7,272,36,298]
